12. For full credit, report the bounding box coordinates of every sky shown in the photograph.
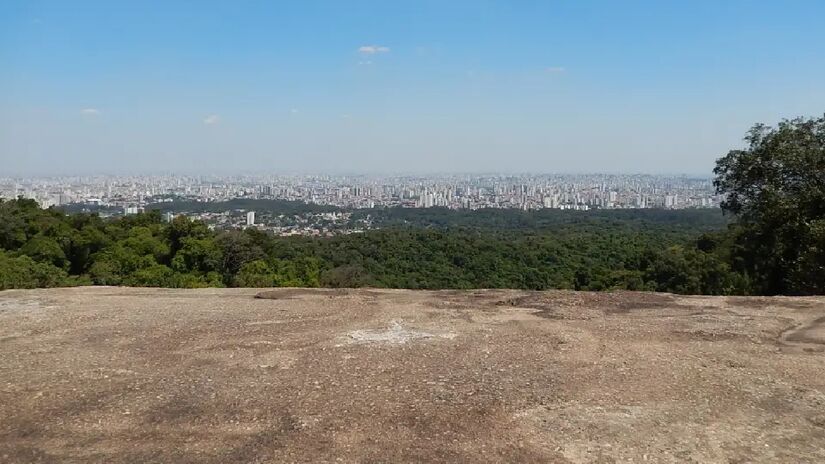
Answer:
[1,1,824,176]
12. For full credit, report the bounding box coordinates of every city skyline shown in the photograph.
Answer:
[3,1,824,175]
[2,171,721,212]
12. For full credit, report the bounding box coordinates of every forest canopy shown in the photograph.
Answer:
[0,197,741,294]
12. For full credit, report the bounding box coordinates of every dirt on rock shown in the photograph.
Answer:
[1,287,825,463]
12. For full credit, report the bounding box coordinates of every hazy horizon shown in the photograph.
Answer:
[1,168,718,179]
[1,168,716,179]
[2,1,824,176]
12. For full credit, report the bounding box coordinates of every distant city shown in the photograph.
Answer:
[1,173,722,235]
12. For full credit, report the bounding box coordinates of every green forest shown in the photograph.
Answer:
[0,197,742,293]
[2,115,823,295]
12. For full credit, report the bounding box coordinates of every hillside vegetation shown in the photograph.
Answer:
[0,197,742,294]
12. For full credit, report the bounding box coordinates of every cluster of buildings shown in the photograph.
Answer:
[179,209,358,237]
[106,205,357,237]
[0,173,722,212]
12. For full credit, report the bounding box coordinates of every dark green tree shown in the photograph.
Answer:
[19,234,69,269]
[0,251,67,289]
[215,230,266,281]
[714,115,825,294]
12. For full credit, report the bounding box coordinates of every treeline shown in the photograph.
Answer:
[0,197,748,294]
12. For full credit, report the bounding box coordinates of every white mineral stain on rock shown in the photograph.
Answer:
[344,320,455,345]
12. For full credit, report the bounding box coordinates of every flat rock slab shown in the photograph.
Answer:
[1,287,825,463]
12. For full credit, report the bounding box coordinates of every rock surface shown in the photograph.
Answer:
[1,287,825,463]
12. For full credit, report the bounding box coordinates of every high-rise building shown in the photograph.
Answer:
[246,211,256,226]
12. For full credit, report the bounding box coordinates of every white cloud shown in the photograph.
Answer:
[358,45,390,54]
[80,108,100,116]
[290,108,299,114]
[545,66,566,74]
[358,60,373,65]
[203,114,220,125]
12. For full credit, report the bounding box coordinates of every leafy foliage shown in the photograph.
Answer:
[0,251,67,290]
[714,115,825,294]
[0,197,744,294]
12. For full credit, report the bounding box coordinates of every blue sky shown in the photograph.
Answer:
[1,0,824,175]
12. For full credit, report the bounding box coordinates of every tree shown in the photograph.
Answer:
[128,264,174,287]
[0,198,48,250]
[122,227,170,263]
[171,237,222,274]
[89,258,124,286]
[19,234,69,269]
[215,230,266,280]
[166,216,210,256]
[234,260,276,287]
[0,251,67,289]
[319,264,374,288]
[67,225,110,274]
[714,115,825,294]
